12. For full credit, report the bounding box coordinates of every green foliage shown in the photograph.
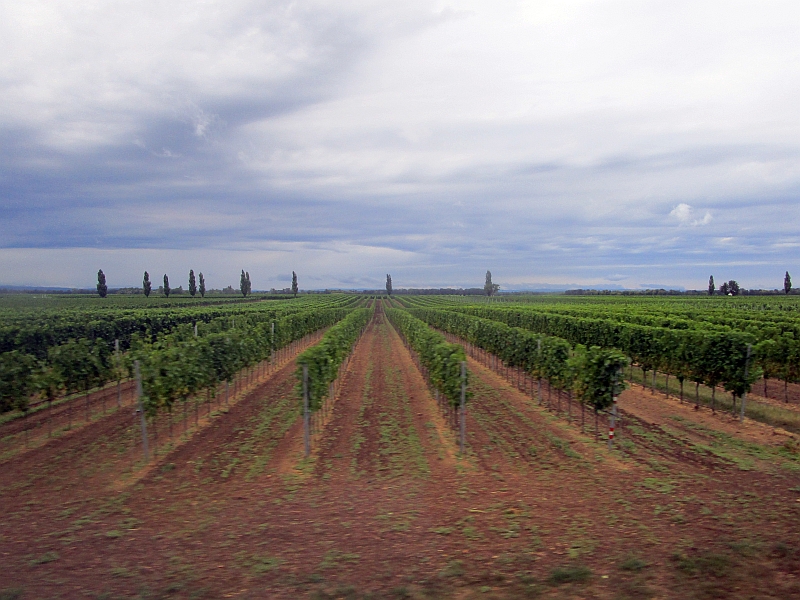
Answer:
[143,271,151,297]
[240,270,251,297]
[97,269,108,298]
[292,271,298,297]
[386,274,392,296]
[132,307,355,417]
[548,565,591,584]
[441,304,760,401]
[189,269,197,297]
[484,271,499,296]
[0,296,361,414]
[385,309,468,408]
[33,361,64,406]
[0,351,37,412]
[405,307,568,387]
[48,338,111,396]
[708,275,714,296]
[786,271,792,295]
[296,309,372,411]
[571,345,628,411]
[198,272,205,298]
[163,274,170,298]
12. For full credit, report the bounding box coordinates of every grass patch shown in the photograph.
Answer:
[640,477,675,493]
[673,551,731,578]
[110,566,135,578]
[438,560,464,578]
[429,526,453,535]
[235,551,282,575]
[620,556,648,571]
[319,550,360,570]
[27,551,58,565]
[548,565,592,585]
[545,433,581,459]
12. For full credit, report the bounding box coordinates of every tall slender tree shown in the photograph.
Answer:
[189,269,197,297]
[240,270,248,297]
[386,274,392,296]
[163,274,171,298]
[96,269,108,298]
[198,272,205,298]
[143,271,151,297]
[484,271,499,296]
[246,271,251,295]
[291,271,298,297]
[785,271,792,295]
[708,275,715,296]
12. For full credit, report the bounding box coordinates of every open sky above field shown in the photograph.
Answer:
[1,0,799,291]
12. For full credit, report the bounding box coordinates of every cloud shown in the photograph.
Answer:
[1,1,799,290]
[670,203,712,226]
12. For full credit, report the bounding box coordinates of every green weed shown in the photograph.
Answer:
[548,565,591,585]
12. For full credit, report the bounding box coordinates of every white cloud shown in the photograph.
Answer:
[670,203,712,226]
[1,0,799,289]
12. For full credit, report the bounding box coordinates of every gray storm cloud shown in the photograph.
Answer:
[0,0,798,290]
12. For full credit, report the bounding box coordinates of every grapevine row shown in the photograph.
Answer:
[406,307,627,413]
[419,304,761,403]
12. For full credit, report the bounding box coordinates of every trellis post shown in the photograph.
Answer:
[460,361,466,455]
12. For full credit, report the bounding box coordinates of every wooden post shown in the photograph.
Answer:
[537,339,542,404]
[303,364,310,458]
[115,339,121,408]
[460,361,466,455]
[608,399,617,449]
[134,360,149,462]
[740,344,752,423]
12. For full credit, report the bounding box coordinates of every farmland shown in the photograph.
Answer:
[1,294,799,599]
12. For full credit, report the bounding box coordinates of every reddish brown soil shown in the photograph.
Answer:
[0,380,138,460]
[1,314,800,599]
[755,378,800,405]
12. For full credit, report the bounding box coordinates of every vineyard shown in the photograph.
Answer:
[1,294,799,599]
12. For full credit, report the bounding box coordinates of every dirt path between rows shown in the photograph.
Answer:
[2,309,800,600]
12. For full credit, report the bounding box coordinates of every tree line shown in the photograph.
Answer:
[94,270,303,298]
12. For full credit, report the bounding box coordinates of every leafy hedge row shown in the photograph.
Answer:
[385,308,468,408]
[407,308,627,411]
[0,294,358,358]
[132,307,353,417]
[0,306,351,415]
[296,308,372,412]
[436,305,762,400]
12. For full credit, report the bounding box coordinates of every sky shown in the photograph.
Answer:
[1,0,798,291]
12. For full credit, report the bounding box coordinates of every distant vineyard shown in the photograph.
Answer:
[398,295,800,404]
[0,295,359,414]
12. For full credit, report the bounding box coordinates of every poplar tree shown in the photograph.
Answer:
[97,269,108,298]
[386,274,393,296]
[163,274,171,298]
[292,272,298,297]
[785,271,792,295]
[240,270,248,297]
[708,275,714,296]
[143,271,151,297]
[484,271,499,296]
[189,269,197,297]
[246,271,251,295]
[198,272,205,297]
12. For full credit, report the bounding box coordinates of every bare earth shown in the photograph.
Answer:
[1,311,799,599]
